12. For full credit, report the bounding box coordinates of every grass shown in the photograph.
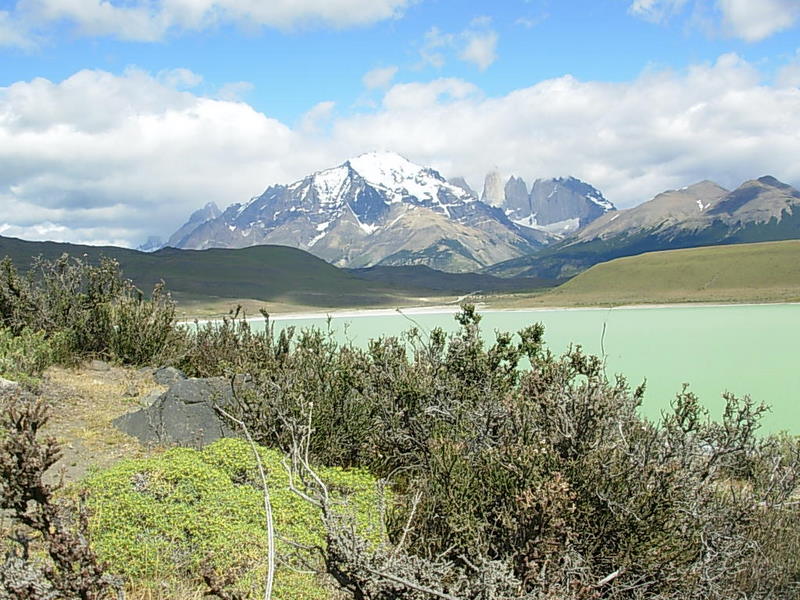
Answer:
[505,240,800,307]
[0,235,552,316]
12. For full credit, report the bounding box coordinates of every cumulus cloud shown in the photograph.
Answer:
[329,53,799,208]
[0,10,34,47]
[0,68,314,246]
[362,66,399,90]
[629,0,800,41]
[459,30,498,71]
[717,0,800,42]
[300,100,336,133]
[777,51,800,88]
[2,55,800,248]
[417,21,499,71]
[11,0,412,40]
[628,0,689,23]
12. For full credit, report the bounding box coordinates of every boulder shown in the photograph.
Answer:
[113,377,236,447]
[153,366,187,386]
[0,377,19,391]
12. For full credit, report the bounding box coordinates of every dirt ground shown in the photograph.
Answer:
[38,362,166,486]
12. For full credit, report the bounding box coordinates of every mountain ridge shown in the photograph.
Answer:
[488,175,800,279]
[167,152,552,272]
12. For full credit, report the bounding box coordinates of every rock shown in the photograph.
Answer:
[448,176,477,197]
[481,170,504,207]
[113,377,236,447]
[504,176,530,219]
[528,177,613,231]
[0,377,19,391]
[88,359,111,372]
[138,389,163,407]
[153,366,187,386]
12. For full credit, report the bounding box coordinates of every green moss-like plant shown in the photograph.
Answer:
[81,438,385,599]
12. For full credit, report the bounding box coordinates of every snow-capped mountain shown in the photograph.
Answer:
[168,152,552,272]
[482,175,615,235]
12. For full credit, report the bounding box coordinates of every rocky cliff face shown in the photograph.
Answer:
[448,176,477,198]
[168,153,551,272]
[480,171,505,208]
[504,176,530,220]
[166,202,222,248]
[480,173,614,235]
[529,177,614,233]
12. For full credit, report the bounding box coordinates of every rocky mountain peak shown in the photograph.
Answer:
[481,171,504,207]
[165,201,222,248]
[166,153,549,272]
[448,176,477,198]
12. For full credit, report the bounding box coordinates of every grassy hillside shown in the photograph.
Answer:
[487,207,800,280]
[347,264,556,294]
[0,236,411,310]
[531,240,800,306]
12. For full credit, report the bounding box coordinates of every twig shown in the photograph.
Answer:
[215,405,275,600]
[363,566,464,600]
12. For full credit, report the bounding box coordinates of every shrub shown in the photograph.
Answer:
[0,388,120,600]
[80,438,385,599]
[0,327,67,384]
[228,305,800,599]
[0,255,178,366]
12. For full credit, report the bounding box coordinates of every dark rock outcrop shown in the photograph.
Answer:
[113,377,235,447]
[153,366,187,386]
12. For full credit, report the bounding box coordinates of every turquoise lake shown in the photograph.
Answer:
[260,304,800,434]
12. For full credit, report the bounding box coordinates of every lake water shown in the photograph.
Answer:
[260,304,799,435]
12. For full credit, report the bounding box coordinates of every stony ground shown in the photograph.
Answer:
[39,362,167,486]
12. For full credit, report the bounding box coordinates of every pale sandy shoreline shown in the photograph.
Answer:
[227,300,800,323]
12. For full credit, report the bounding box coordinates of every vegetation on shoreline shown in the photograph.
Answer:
[1,253,798,599]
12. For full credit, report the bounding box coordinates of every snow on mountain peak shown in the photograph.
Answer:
[345,151,473,204]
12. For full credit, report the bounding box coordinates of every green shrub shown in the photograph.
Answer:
[0,255,178,366]
[80,438,385,599]
[228,305,800,599]
[0,326,66,383]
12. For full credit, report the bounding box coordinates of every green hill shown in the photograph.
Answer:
[347,265,555,294]
[0,236,406,309]
[537,240,800,306]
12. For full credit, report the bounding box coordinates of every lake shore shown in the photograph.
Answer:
[180,298,800,324]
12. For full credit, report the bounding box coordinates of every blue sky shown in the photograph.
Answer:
[1,0,799,246]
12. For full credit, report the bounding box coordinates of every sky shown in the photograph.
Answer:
[1,0,800,248]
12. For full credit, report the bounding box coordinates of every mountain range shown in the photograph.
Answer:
[164,152,620,272]
[487,175,800,278]
[161,152,799,280]
[164,152,558,272]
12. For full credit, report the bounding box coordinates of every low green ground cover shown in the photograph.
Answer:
[81,438,384,599]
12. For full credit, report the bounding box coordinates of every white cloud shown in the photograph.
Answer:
[417,22,499,71]
[629,0,800,41]
[2,55,800,248]
[158,68,203,89]
[362,66,399,90]
[0,69,312,247]
[300,100,336,133]
[330,53,800,208]
[216,81,254,101]
[628,0,689,23]
[718,0,800,42]
[459,30,498,71]
[0,10,34,47]
[13,0,413,40]
[418,26,453,68]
